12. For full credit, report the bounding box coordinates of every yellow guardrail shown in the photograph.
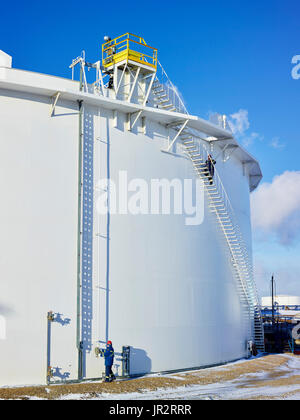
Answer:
[102,33,157,70]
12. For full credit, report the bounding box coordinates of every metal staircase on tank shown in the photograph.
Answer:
[151,72,264,351]
[181,134,265,352]
[152,61,188,114]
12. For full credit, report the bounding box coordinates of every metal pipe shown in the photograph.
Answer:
[46,311,54,385]
[271,274,275,327]
[121,346,131,377]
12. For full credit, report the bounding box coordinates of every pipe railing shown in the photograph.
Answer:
[155,61,188,114]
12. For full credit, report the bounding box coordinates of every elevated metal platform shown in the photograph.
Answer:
[102,33,157,72]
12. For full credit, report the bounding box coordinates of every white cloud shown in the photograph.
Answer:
[227,110,264,148]
[212,109,282,151]
[254,258,300,297]
[251,171,300,245]
[242,132,264,147]
[270,137,286,150]
[253,258,274,297]
[228,109,250,136]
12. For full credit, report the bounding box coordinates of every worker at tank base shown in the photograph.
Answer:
[248,340,258,357]
[100,340,116,382]
[205,154,216,185]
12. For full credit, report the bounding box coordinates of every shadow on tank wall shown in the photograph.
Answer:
[47,312,72,382]
[130,347,152,375]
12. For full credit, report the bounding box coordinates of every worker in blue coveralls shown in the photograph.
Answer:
[100,340,116,382]
[205,154,216,185]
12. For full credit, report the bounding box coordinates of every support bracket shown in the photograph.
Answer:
[126,110,143,131]
[222,144,238,162]
[50,92,61,117]
[127,67,140,102]
[164,119,189,152]
[143,72,156,106]
[131,110,143,130]
[115,64,127,98]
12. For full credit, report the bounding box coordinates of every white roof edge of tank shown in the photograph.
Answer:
[0,50,12,68]
[0,66,262,190]
[207,136,263,192]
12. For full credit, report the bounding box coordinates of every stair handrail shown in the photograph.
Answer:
[196,144,254,306]
[194,139,261,310]
[156,60,189,115]
[172,117,264,346]
[196,138,264,344]
[179,129,256,285]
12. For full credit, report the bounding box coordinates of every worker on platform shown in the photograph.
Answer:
[205,154,216,185]
[108,74,114,89]
[100,340,116,382]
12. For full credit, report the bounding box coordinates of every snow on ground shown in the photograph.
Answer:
[58,383,300,400]
[1,354,299,400]
[58,354,300,400]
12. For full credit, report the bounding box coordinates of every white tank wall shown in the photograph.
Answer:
[0,89,81,385]
[84,104,252,375]
[0,79,255,385]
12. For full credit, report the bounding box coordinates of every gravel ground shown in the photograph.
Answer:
[0,354,299,400]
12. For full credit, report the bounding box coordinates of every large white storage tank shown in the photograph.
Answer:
[0,35,264,386]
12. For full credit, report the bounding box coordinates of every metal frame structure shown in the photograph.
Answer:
[69,52,105,95]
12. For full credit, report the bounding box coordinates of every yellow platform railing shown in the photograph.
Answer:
[102,33,157,70]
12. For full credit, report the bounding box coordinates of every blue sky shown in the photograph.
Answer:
[1,0,299,297]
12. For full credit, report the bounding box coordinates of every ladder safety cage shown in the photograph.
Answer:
[102,33,158,71]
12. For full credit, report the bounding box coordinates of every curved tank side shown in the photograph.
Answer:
[87,105,253,375]
[0,68,259,384]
